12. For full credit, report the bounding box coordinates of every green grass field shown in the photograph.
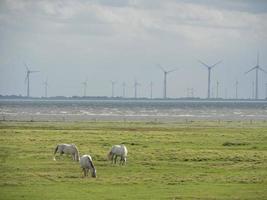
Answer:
[0,121,267,200]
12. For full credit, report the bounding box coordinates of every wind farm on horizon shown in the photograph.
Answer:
[7,52,267,100]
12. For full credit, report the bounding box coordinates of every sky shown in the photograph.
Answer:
[0,0,267,99]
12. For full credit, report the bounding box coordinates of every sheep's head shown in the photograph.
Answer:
[91,169,97,178]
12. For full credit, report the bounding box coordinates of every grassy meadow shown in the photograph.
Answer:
[0,120,267,200]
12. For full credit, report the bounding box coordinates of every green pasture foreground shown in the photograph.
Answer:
[0,121,266,200]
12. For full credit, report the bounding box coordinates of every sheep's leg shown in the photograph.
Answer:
[114,155,118,164]
[111,154,114,164]
[82,168,86,177]
[121,157,126,165]
[58,151,63,160]
[75,154,79,161]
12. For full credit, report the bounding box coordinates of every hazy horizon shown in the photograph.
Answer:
[1,0,267,99]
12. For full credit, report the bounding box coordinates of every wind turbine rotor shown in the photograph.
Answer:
[24,62,29,71]
[166,68,178,74]
[198,60,210,68]
[157,64,166,72]
[211,60,222,68]
[245,66,258,74]
[29,70,40,73]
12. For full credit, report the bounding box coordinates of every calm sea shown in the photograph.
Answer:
[0,99,267,121]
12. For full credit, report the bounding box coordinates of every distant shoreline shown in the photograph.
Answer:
[0,95,267,102]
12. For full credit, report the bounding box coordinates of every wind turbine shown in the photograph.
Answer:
[150,81,153,99]
[158,64,178,99]
[187,88,194,98]
[134,79,141,99]
[235,80,238,99]
[122,82,126,98]
[252,81,255,99]
[43,77,48,98]
[82,78,88,97]
[198,60,222,99]
[24,63,40,97]
[245,52,267,99]
[216,81,219,98]
[110,81,116,98]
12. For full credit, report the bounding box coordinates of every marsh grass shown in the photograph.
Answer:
[0,121,266,199]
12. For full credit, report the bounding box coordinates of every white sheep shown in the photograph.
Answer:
[80,155,97,178]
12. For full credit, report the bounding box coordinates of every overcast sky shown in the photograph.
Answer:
[0,0,267,98]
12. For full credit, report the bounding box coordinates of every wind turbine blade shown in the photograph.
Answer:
[167,68,178,74]
[245,66,257,74]
[24,76,28,84]
[30,70,40,73]
[24,62,29,70]
[211,60,222,68]
[258,67,267,74]
[44,77,48,86]
[157,64,165,72]
[198,60,210,68]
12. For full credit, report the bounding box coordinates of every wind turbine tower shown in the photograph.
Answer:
[187,88,194,98]
[216,81,219,98]
[158,65,178,99]
[122,82,126,98]
[82,78,88,97]
[252,81,255,99]
[134,79,141,99]
[111,81,116,98]
[24,64,40,97]
[44,78,48,98]
[235,80,238,99]
[150,81,153,99]
[245,52,267,99]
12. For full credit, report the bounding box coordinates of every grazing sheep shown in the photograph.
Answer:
[107,144,128,165]
[53,144,80,161]
[80,155,97,178]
